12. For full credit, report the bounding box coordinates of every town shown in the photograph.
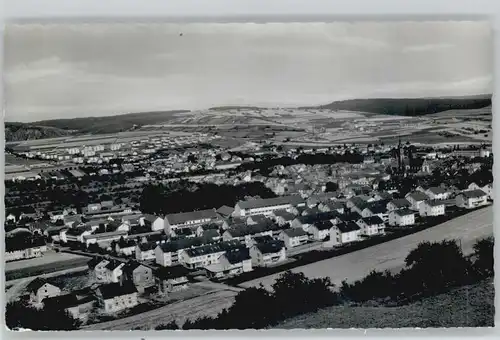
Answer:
[5,127,493,329]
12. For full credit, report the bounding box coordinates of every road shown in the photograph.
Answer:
[240,206,493,290]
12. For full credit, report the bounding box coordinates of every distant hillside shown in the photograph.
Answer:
[300,95,492,116]
[209,106,264,111]
[5,123,74,142]
[33,110,190,134]
[275,279,494,329]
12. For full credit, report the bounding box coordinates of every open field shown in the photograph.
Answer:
[275,279,494,329]
[241,206,493,290]
[83,286,237,330]
[6,252,90,281]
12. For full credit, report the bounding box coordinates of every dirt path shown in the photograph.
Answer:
[241,206,493,289]
[82,289,237,330]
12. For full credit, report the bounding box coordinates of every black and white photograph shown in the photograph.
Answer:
[3,21,494,330]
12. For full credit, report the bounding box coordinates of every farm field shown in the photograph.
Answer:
[275,279,494,329]
[83,287,238,330]
[241,206,493,290]
[5,252,90,281]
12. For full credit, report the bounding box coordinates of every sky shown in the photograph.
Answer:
[3,21,493,122]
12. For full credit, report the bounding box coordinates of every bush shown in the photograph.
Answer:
[472,236,494,278]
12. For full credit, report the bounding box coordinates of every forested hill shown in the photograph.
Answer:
[32,109,190,134]
[5,123,74,142]
[300,95,492,116]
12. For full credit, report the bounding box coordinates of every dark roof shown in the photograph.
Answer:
[389,198,411,209]
[117,238,136,248]
[364,201,388,214]
[137,242,157,252]
[376,192,393,200]
[273,210,296,220]
[104,259,124,270]
[157,237,204,253]
[337,221,361,233]
[26,278,56,293]
[255,239,285,254]
[43,293,96,309]
[122,260,149,274]
[236,195,305,210]
[201,229,220,241]
[324,201,345,210]
[175,228,194,236]
[155,265,191,280]
[216,205,235,217]
[313,220,334,231]
[98,282,137,300]
[424,199,445,207]
[282,228,308,237]
[65,225,92,236]
[87,257,103,270]
[165,209,219,225]
[360,216,384,225]
[143,214,162,223]
[349,196,369,209]
[253,235,274,244]
[226,222,277,238]
[296,211,339,225]
[199,224,220,231]
[427,187,447,195]
[339,211,362,222]
[393,209,415,217]
[459,189,487,199]
[184,240,243,257]
[248,215,269,223]
[406,191,429,201]
[224,248,251,264]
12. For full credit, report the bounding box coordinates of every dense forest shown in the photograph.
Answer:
[301,95,492,116]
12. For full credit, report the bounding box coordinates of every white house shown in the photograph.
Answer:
[233,195,305,217]
[154,238,202,267]
[164,209,220,235]
[356,216,385,236]
[135,242,157,261]
[405,191,429,211]
[386,198,411,212]
[205,248,253,279]
[104,260,125,283]
[140,214,165,232]
[468,182,493,200]
[250,239,287,267]
[27,278,61,305]
[419,200,445,217]
[455,189,488,209]
[330,221,361,245]
[278,228,310,248]
[425,187,451,200]
[96,282,138,313]
[308,220,333,241]
[179,240,244,269]
[388,209,415,227]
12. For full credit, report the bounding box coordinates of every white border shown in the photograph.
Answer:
[1,0,499,339]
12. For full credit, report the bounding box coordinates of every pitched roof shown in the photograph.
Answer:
[406,191,429,201]
[427,187,447,195]
[459,189,487,199]
[364,201,387,214]
[165,209,219,225]
[155,265,191,280]
[393,209,415,217]
[376,192,393,200]
[42,292,96,309]
[143,214,162,223]
[65,226,92,236]
[423,199,445,207]
[389,198,411,209]
[224,247,251,264]
[137,242,157,252]
[26,278,56,293]
[122,260,149,274]
[255,239,285,254]
[184,240,243,257]
[296,211,339,225]
[361,216,384,225]
[313,220,334,231]
[337,221,361,233]
[104,259,124,270]
[98,282,137,300]
[157,237,204,253]
[236,195,305,210]
[216,205,235,217]
[282,228,309,238]
[87,257,104,270]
